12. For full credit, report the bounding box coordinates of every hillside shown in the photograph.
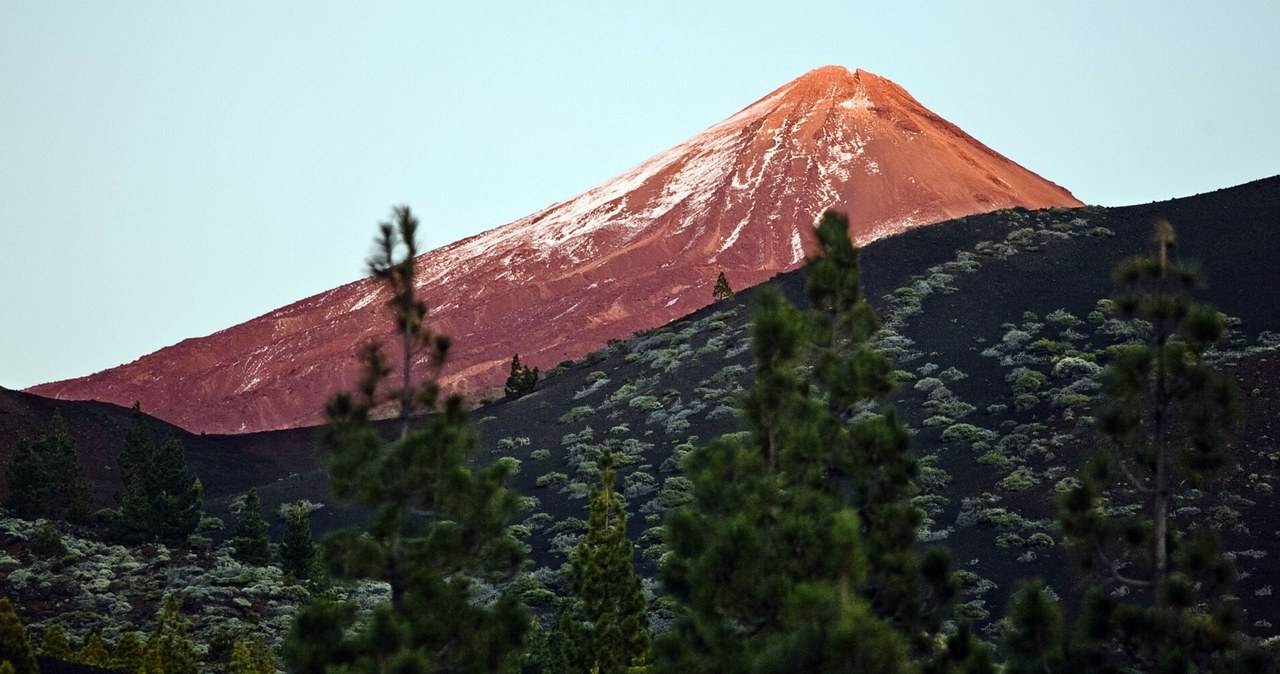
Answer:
[229,175,1280,636]
[4,177,1277,654]
[0,387,315,506]
[30,65,1081,434]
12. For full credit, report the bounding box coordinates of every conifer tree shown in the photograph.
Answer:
[658,211,913,673]
[279,501,318,581]
[1059,220,1271,673]
[1000,581,1072,674]
[76,631,110,668]
[111,408,202,545]
[231,488,271,566]
[118,403,154,485]
[112,406,158,543]
[4,412,91,523]
[146,434,202,545]
[805,212,964,660]
[228,637,275,674]
[284,206,529,673]
[145,596,199,674]
[0,598,37,674]
[228,641,257,674]
[504,353,539,399]
[558,455,650,673]
[113,474,153,544]
[111,631,146,673]
[39,624,72,660]
[712,271,734,301]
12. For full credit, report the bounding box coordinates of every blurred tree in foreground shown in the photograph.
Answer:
[1053,220,1271,672]
[285,206,528,673]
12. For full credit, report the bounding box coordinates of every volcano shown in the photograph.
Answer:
[30,66,1082,433]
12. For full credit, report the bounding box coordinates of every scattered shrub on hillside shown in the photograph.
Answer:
[999,468,1040,492]
[560,405,596,424]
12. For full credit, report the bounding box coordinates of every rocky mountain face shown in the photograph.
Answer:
[30,65,1081,433]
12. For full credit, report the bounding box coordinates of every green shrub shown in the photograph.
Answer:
[954,601,990,621]
[924,400,976,419]
[1008,367,1046,394]
[628,395,661,411]
[917,466,952,491]
[999,468,1039,491]
[30,521,67,560]
[1027,533,1055,547]
[530,449,551,461]
[983,508,1031,529]
[1046,309,1079,326]
[941,423,991,444]
[535,472,568,489]
[559,405,595,424]
[656,476,694,509]
[996,533,1026,548]
[977,451,1010,467]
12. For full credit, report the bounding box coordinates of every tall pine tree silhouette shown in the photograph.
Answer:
[556,454,651,673]
[284,206,528,673]
[657,211,914,673]
[1058,220,1271,672]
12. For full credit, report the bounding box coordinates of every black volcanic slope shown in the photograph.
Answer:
[6,176,1279,637]
[0,386,316,506]
[211,175,1280,635]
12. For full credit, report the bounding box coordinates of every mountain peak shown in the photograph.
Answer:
[31,68,1083,433]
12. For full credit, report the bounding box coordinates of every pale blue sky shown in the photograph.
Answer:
[2,2,1278,389]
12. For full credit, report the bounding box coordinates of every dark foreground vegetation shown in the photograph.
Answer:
[4,177,1280,672]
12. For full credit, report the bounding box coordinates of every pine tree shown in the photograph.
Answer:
[228,637,275,674]
[76,631,110,667]
[0,598,37,674]
[712,271,734,301]
[231,488,271,566]
[112,406,158,543]
[111,631,147,673]
[228,641,256,674]
[1001,581,1071,674]
[113,474,154,544]
[504,353,539,399]
[279,501,318,581]
[145,596,199,674]
[284,206,529,673]
[4,412,91,522]
[3,436,43,521]
[247,636,276,674]
[805,212,964,662]
[558,455,651,673]
[118,403,155,485]
[39,624,72,660]
[657,211,912,673]
[110,408,202,545]
[145,434,202,545]
[1058,220,1270,673]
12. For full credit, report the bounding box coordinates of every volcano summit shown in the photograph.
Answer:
[31,66,1082,433]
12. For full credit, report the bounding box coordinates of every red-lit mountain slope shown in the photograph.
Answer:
[30,66,1082,433]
